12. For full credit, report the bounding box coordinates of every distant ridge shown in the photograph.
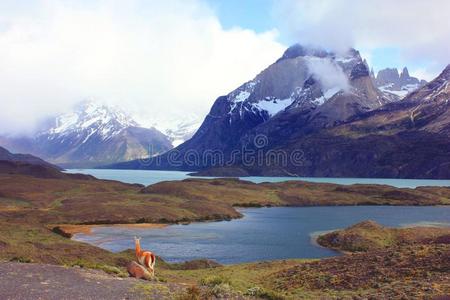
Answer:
[0,146,93,180]
[0,146,61,170]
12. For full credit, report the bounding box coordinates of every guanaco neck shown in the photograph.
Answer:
[135,239,141,255]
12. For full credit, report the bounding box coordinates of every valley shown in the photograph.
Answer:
[0,157,449,298]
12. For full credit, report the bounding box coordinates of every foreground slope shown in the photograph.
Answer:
[1,156,450,298]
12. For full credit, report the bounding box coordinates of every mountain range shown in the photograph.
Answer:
[0,101,174,168]
[109,44,449,179]
[374,67,427,99]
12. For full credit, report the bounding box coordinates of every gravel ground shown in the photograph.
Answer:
[0,262,182,300]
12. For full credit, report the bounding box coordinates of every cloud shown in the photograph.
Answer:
[0,0,285,135]
[274,0,450,75]
[306,57,350,92]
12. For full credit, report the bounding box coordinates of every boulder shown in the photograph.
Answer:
[127,261,153,280]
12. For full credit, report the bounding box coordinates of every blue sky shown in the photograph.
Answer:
[206,0,276,34]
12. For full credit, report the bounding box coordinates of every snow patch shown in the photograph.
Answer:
[334,55,356,64]
[379,83,420,99]
[323,86,341,99]
[150,114,201,147]
[312,87,342,105]
[234,91,251,103]
[253,98,294,117]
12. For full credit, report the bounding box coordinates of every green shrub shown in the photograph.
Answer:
[199,275,230,287]
[209,283,235,298]
[245,286,285,300]
[10,256,33,263]
[176,285,201,300]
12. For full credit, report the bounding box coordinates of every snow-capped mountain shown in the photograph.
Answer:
[110,44,394,171]
[375,67,427,99]
[0,101,173,168]
[109,44,450,179]
[46,101,139,141]
[188,63,450,179]
[47,101,139,142]
[163,120,201,147]
[148,115,201,147]
[220,45,390,129]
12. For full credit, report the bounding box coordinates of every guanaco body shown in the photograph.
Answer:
[134,237,156,276]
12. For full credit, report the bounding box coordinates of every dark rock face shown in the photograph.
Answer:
[276,43,330,62]
[376,68,400,87]
[350,62,370,79]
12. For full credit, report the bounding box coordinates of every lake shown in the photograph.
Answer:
[66,169,450,188]
[73,206,450,264]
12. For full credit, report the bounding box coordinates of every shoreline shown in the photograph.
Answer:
[65,168,450,188]
[53,223,168,236]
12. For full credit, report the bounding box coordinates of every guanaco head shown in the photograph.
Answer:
[134,236,141,243]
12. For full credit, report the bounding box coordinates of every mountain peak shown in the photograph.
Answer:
[49,100,138,138]
[5,99,175,168]
[400,67,410,77]
[375,66,426,99]
[277,44,330,62]
[350,62,370,80]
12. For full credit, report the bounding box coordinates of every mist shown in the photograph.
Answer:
[306,58,350,93]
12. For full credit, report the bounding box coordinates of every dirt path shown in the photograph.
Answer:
[0,262,183,300]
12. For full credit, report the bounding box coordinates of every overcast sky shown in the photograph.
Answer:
[0,0,449,135]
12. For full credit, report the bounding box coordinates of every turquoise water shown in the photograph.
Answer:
[66,169,450,188]
[74,206,450,264]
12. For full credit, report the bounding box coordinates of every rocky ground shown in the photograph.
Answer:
[0,262,184,300]
[271,244,450,299]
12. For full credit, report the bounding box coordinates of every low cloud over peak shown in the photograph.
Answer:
[275,0,450,75]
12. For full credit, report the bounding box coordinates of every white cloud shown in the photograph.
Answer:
[306,57,350,92]
[275,0,450,77]
[0,0,285,135]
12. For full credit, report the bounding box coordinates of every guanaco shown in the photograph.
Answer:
[134,236,156,276]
